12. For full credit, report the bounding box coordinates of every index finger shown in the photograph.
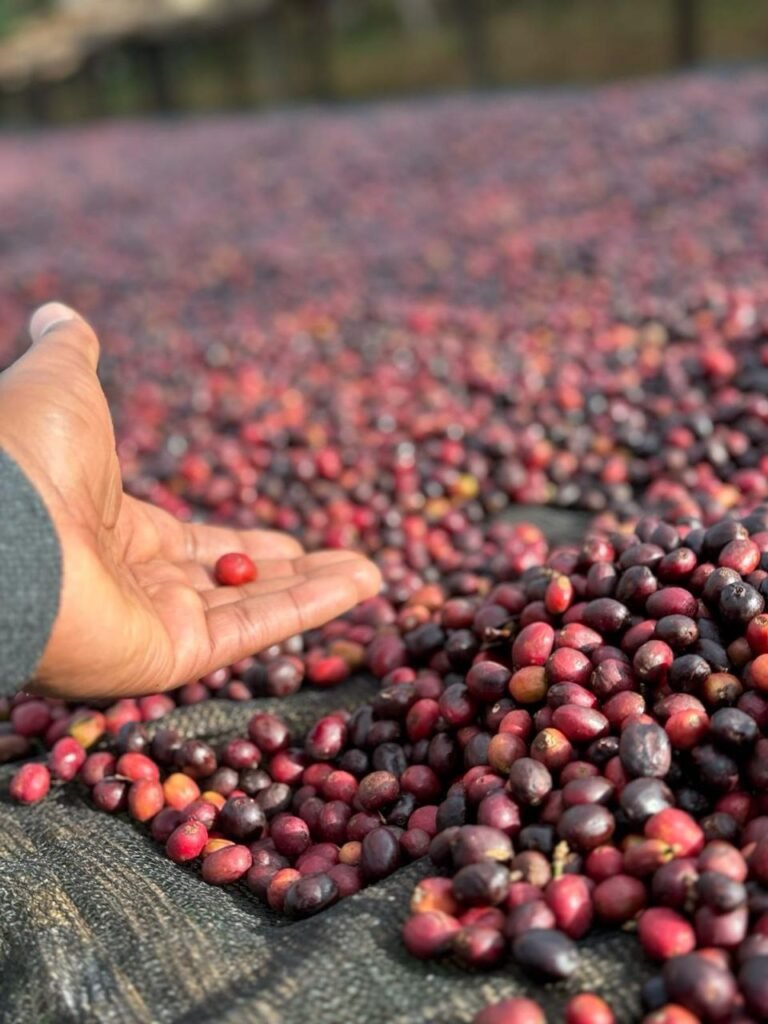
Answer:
[183,521,305,564]
[123,496,305,563]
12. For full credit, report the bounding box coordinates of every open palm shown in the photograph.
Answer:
[0,304,381,699]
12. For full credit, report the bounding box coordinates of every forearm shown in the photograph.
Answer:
[0,449,61,695]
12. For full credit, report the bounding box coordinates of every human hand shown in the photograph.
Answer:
[0,303,381,699]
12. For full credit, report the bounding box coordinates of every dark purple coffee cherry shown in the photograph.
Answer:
[619,722,671,778]
[512,929,579,979]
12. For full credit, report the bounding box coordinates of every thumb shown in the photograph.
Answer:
[28,302,100,373]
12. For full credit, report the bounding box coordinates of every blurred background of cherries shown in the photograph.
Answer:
[4,70,768,531]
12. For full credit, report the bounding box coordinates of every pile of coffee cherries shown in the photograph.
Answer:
[3,76,768,546]
[10,508,768,1022]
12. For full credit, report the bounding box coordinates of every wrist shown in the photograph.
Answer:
[0,449,63,694]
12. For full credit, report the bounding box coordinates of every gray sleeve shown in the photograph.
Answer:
[0,449,62,695]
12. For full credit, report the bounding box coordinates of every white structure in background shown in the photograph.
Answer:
[0,0,275,90]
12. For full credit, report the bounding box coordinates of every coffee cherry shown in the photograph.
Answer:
[166,820,208,863]
[452,861,509,907]
[116,752,160,782]
[10,700,51,738]
[214,552,257,586]
[283,873,339,918]
[357,771,399,811]
[452,924,505,968]
[327,863,362,898]
[411,876,458,916]
[662,954,736,1021]
[270,809,309,852]
[640,1006,699,1024]
[449,825,513,867]
[92,777,129,813]
[151,808,184,844]
[218,796,266,840]
[402,911,460,958]
[645,810,704,857]
[565,994,614,1024]
[472,999,546,1024]
[127,779,164,822]
[638,909,696,960]
[360,826,401,881]
[49,737,86,782]
[593,874,646,924]
[162,773,201,810]
[79,751,117,787]
[512,928,579,979]
[508,758,552,806]
[557,805,615,851]
[9,762,50,804]
[738,956,768,1018]
[248,713,289,754]
[201,844,252,885]
[619,722,671,779]
[545,874,593,939]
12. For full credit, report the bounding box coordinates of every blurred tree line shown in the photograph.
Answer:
[0,0,765,122]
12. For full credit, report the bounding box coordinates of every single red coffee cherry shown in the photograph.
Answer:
[9,762,50,804]
[201,844,252,885]
[116,752,160,782]
[165,819,208,863]
[402,911,460,958]
[472,998,546,1024]
[637,908,696,960]
[565,992,614,1024]
[645,809,704,857]
[214,552,257,586]
[49,737,87,781]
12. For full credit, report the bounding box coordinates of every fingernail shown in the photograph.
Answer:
[29,302,79,342]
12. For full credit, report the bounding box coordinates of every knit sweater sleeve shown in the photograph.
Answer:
[0,449,61,695]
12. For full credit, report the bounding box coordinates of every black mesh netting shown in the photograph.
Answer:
[0,509,659,1024]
